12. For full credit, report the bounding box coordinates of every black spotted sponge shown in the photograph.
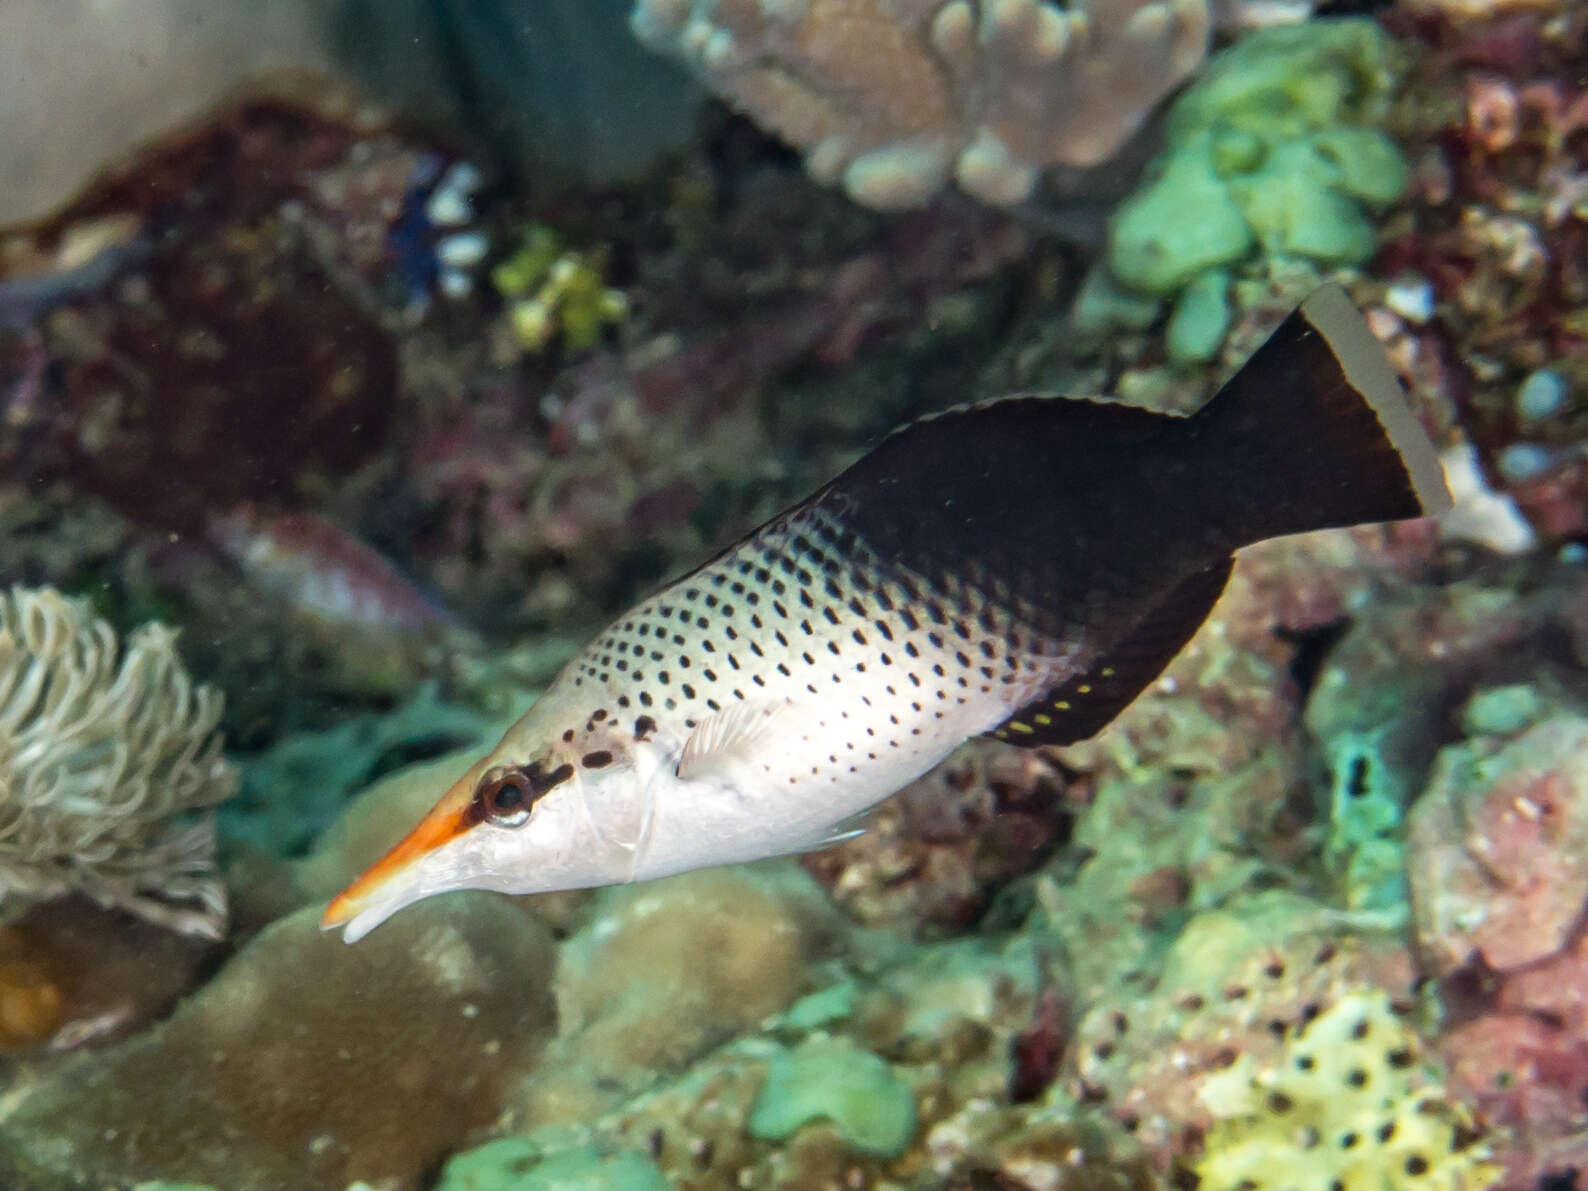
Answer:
[1192,991,1498,1191]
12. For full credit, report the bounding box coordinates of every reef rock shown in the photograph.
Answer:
[0,897,557,1191]
[524,864,852,1122]
[1409,716,1588,978]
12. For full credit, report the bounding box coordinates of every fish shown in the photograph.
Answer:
[323,285,1451,942]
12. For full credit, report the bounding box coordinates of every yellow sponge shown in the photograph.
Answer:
[1194,991,1498,1191]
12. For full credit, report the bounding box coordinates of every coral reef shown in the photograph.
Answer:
[631,0,1210,209]
[0,897,558,1191]
[0,586,235,937]
[1379,2,1588,543]
[1408,710,1588,1185]
[3,1,1585,1187]
[1064,891,1418,1163]
[802,737,1073,936]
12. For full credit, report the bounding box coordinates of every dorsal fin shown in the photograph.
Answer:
[991,559,1233,747]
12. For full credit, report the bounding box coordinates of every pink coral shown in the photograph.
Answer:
[1410,718,1588,979]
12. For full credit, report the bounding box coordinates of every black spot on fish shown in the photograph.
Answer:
[562,729,575,742]
[634,716,656,741]
[582,750,614,769]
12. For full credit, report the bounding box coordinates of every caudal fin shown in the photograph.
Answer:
[1194,284,1451,545]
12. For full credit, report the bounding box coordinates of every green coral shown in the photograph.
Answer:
[492,225,628,354]
[1194,992,1498,1191]
[748,1040,917,1158]
[1100,18,1409,363]
[436,1139,671,1191]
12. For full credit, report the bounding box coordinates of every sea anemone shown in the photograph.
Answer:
[0,586,235,938]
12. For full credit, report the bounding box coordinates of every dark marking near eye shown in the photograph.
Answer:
[468,760,574,827]
[634,716,657,741]
[582,750,614,769]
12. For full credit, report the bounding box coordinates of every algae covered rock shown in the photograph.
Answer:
[0,896,557,1191]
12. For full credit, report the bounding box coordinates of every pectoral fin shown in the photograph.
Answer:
[677,699,793,783]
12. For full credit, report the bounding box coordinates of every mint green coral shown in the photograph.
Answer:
[436,1139,670,1191]
[748,1041,917,1159]
[1102,18,1408,363]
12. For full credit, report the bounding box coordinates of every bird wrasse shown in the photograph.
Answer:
[324,285,1450,942]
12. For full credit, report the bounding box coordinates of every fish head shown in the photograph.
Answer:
[321,712,658,941]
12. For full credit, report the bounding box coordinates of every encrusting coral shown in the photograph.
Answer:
[0,587,236,938]
[630,0,1210,209]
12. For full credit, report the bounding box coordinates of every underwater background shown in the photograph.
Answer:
[0,0,1585,1187]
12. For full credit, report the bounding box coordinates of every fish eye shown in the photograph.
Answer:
[475,766,537,828]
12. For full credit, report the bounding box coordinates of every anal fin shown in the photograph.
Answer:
[991,559,1234,747]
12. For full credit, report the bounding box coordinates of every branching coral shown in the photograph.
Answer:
[631,0,1210,209]
[0,586,236,938]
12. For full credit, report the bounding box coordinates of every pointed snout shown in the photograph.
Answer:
[321,766,481,935]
